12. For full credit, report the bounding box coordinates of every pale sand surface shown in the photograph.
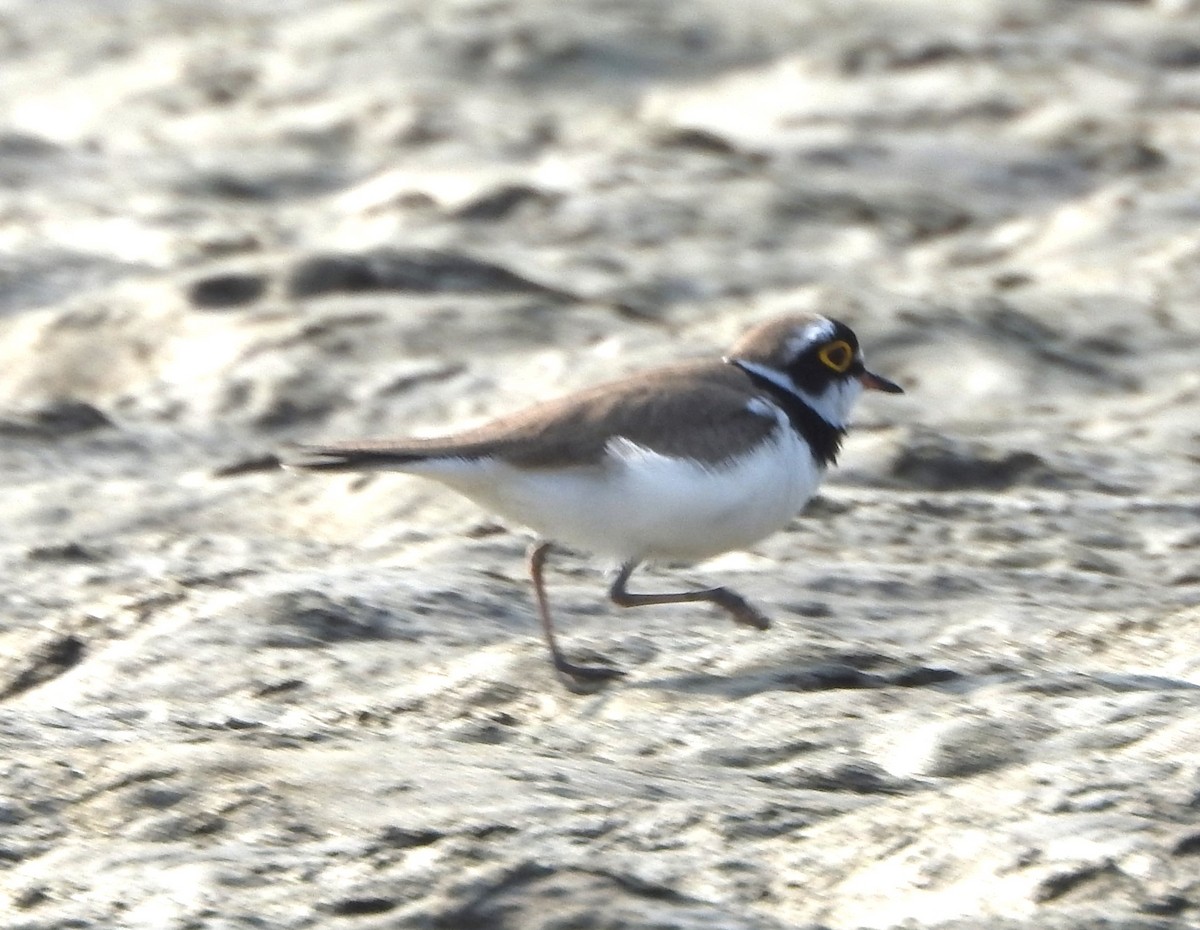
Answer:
[1,1,1200,927]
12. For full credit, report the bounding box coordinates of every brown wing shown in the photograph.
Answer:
[282,361,779,472]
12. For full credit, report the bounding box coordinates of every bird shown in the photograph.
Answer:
[282,314,903,688]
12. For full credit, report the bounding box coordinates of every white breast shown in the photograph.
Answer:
[412,420,824,562]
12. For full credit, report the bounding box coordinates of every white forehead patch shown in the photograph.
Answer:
[784,317,836,359]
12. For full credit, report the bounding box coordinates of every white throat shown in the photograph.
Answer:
[731,359,863,429]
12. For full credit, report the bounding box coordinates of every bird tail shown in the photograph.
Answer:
[279,442,434,472]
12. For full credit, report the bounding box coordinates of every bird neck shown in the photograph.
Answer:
[728,359,847,467]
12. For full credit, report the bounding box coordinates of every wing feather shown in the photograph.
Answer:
[281,361,779,472]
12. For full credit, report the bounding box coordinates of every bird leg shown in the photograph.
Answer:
[527,541,626,687]
[608,560,771,631]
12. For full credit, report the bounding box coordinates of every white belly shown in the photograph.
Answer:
[415,426,824,561]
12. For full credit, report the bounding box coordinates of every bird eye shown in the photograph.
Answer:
[818,340,853,373]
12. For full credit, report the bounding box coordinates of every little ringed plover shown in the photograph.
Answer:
[283,314,903,688]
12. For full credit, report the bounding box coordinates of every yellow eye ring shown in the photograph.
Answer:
[818,340,854,373]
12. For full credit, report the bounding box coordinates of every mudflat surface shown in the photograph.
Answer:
[1,2,1199,928]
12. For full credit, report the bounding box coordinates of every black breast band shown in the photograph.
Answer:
[730,361,845,467]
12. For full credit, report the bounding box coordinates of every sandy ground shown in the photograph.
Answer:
[2,1,1200,927]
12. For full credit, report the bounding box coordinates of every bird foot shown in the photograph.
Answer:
[553,655,627,692]
[722,594,771,631]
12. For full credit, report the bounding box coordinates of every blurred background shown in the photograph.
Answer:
[2,2,1199,928]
